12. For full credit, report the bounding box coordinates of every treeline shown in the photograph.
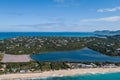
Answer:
[0,54,3,61]
[0,61,69,74]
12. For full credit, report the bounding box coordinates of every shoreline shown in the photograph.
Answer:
[1,67,120,79]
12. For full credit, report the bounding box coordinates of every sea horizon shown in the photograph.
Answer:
[0,32,97,40]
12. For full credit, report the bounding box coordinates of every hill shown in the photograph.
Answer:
[94,30,120,35]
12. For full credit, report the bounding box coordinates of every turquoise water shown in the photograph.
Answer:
[28,72,120,80]
[30,48,120,62]
[0,32,97,40]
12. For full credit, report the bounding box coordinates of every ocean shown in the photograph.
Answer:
[0,32,97,40]
[30,72,120,80]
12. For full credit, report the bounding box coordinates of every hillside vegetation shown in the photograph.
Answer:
[0,35,120,56]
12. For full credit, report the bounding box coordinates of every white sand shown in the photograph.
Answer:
[1,67,120,79]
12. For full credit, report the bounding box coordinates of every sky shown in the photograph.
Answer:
[0,0,120,32]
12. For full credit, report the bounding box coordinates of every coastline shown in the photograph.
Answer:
[1,67,120,79]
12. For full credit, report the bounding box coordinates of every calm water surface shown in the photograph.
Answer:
[30,48,120,62]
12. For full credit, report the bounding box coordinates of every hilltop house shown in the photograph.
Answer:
[116,48,120,54]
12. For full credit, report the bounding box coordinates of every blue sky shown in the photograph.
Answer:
[0,0,120,32]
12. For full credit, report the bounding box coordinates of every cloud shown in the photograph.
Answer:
[15,22,65,28]
[53,0,80,7]
[12,22,85,32]
[81,16,120,22]
[97,6,120,12]
[5,22,120,32]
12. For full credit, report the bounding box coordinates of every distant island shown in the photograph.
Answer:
[94,30,120,35]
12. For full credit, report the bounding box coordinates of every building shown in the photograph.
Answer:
[116,48,120,54]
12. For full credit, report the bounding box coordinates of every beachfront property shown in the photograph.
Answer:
[66,63,97,68]
[66,63,118,68]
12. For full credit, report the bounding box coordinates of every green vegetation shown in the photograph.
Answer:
[0,61,69,74]
[1,61,120,74]
[0,54,3,61]
[0,35,120,56]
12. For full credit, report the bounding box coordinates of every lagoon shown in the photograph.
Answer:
[30,48,120,62]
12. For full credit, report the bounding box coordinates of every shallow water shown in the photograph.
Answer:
[31,72,120,80]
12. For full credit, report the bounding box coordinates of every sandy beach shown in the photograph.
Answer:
[1,67,120,79]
